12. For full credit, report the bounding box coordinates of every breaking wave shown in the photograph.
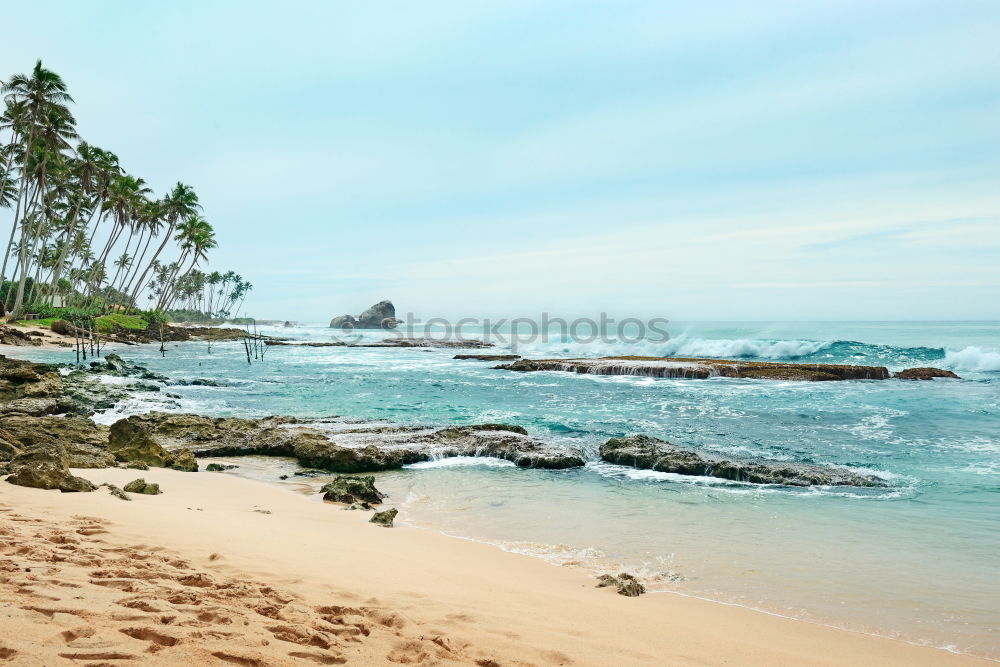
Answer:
[943,346,1000,372]
[517,336,951,366]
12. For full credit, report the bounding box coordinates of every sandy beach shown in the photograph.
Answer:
[0,467,988,666]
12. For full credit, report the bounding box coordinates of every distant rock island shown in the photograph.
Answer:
[330,300,402,329]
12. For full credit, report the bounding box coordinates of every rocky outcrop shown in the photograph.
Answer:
[330,300,401,329]
[596,573,645,597]
[600,434,884,487]
[497,357,891,381]
[370,508,398,527]
[894,367,960,380]
[115,413,584,472]
[265,341,346,347]
[88,353,168,381]
[123,478,161,495]
[169,448,199,472]
[205,463,239,471]
[357,300,401,329]
[454,354,520,361]
[355,338,493,349]
[0,326,42,347]
[268,338,494,349]
[0,356,63,403]
[320,475,384,504]
[0,415,113,468]
[329,315,357,330]
[4,443,96,492]
[102,482,130,500]
[108,418,176,467]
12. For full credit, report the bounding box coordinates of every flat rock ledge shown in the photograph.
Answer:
[266,338,495,349]
[109,413,585,472]
[496,357,894,381]
[454,354,521,361]
[600,435,884,487]
[893,367,960,380]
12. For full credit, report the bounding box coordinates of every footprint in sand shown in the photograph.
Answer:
[119,625,180,647]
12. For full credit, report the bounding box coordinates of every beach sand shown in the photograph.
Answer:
[1,322,76,350]
[0,467,988,666]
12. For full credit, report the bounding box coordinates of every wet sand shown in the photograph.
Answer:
[0,466,988,666]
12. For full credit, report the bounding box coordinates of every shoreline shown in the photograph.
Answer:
[1,337,996,663]
[1,466,989,666]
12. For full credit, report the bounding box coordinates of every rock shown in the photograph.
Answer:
[596,573,646,597]
[0,326,42,347]
[894,367,961,380]
[294,439,424,473]
[496,357,891,381]
[50,319,74,336]
[0,396,79,417]
[108,418,176,467]
[370,508,398,527]
[454,354,521,361]
[101,482,131,500]
[205,463,239,471]
[265,341,346,347]
[357,300,398,329]
[106,413,585,473]
[87,354,168,381]
[4,443,97,492]
[169,448,199,472]
[354,338,493,349]
[0,429,22,461]
[600,435,884,487]
[320,475,385,504]
[0,415,113,468]
[104,353,127,372]
[343,502,372,510]
[331,301,401,330]
[329,315,357,330]
[123,478,161,494]
[0,356,63,404]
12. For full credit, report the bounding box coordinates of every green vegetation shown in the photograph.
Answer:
[95,313,147,333]
[0,60,251,321]
[13,316,58,327]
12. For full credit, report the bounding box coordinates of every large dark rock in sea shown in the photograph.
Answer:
[600,434,884,487]
[330,300,401,329]
[329,315,357,330]
[893,367,960,380]
[497,357,891,381]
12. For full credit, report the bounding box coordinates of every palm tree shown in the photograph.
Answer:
[129,182,199,309]
[157,216,216,310]
[2,60,77,316]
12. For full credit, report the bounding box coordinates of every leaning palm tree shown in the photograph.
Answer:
[157,217,216,311]
[2,61,77,316]
[128,182,199,309]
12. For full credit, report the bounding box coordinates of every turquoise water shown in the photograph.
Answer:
[10,321,1000,658]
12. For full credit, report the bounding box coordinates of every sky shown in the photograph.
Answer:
[3,0,1000,321]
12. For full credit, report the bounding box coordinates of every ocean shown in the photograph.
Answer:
[10,320,1000,659]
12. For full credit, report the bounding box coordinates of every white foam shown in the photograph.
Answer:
[516,336,831,360]
[943,346,1000,372]
[405,456,516,469]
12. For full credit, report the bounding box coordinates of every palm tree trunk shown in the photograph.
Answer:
[129,220,175,309]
